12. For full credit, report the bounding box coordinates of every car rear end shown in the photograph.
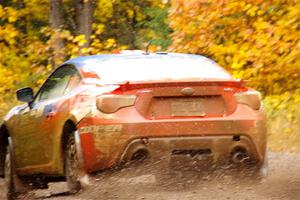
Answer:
[76,54,267,173]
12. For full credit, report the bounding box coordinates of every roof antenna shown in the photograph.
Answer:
[145,39,154,55]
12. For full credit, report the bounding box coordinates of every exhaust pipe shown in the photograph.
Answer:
[131,149,149,161]
[231,150,250,164]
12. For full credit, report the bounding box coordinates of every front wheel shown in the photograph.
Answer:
[65,134,81,194]
[4,138,28,199]
[4,142,16,200]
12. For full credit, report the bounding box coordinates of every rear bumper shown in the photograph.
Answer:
[120,135,259,164]
[78,104,267,173]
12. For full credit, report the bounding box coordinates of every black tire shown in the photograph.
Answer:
[65,133,81,194]
[4,141,16,200]
[243,151,269,180]
[4,138,30,200]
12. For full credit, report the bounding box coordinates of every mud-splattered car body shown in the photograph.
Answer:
[0,52,267,182]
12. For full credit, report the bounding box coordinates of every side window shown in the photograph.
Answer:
[64,71,81,95]
[35,66,81,102]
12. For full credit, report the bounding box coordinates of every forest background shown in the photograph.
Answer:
[0,0,299,152]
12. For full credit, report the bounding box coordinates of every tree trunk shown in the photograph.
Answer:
[49,0,65,67]
[76,0,94,49]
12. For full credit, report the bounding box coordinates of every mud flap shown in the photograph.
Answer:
[258,150,268,178]
[74,131,90,187]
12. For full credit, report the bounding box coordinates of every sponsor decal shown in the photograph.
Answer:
[79,125,123,134]
[43,104,53,117]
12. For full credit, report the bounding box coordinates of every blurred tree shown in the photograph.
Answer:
[76,0,94,49]
[50,0,65,66]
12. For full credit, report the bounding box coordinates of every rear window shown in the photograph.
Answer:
[92,57,232,82]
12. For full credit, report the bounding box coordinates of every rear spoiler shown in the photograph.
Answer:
[115,79,246,91]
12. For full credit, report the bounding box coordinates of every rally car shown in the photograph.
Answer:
[0,52,267,198]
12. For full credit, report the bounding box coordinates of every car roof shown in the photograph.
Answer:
[64,52,219,69]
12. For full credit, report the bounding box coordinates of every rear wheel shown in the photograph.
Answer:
[236,151,268,180]
[65,134,81,194]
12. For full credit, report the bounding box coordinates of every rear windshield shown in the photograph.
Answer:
[92,57,232,82]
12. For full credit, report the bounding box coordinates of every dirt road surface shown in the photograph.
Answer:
[0,152,299,200]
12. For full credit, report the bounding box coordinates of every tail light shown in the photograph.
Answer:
[234,91,262,110]
[96,95,136,113]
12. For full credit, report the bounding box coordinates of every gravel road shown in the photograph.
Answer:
[0,152,299,200]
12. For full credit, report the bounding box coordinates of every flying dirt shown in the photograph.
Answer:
[0,152,299,200]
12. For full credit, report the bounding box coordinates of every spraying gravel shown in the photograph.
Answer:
[0,152,299,200]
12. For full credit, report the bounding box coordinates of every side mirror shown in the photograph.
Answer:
[16,87,34,103]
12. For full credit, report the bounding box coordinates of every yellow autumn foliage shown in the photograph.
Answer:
[170,0,300,94]
[0,0,170,118]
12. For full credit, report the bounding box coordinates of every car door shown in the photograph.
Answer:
[13,65,81,170]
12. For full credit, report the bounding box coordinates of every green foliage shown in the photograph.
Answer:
[93,0,171,50]
[137,6,172,50]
